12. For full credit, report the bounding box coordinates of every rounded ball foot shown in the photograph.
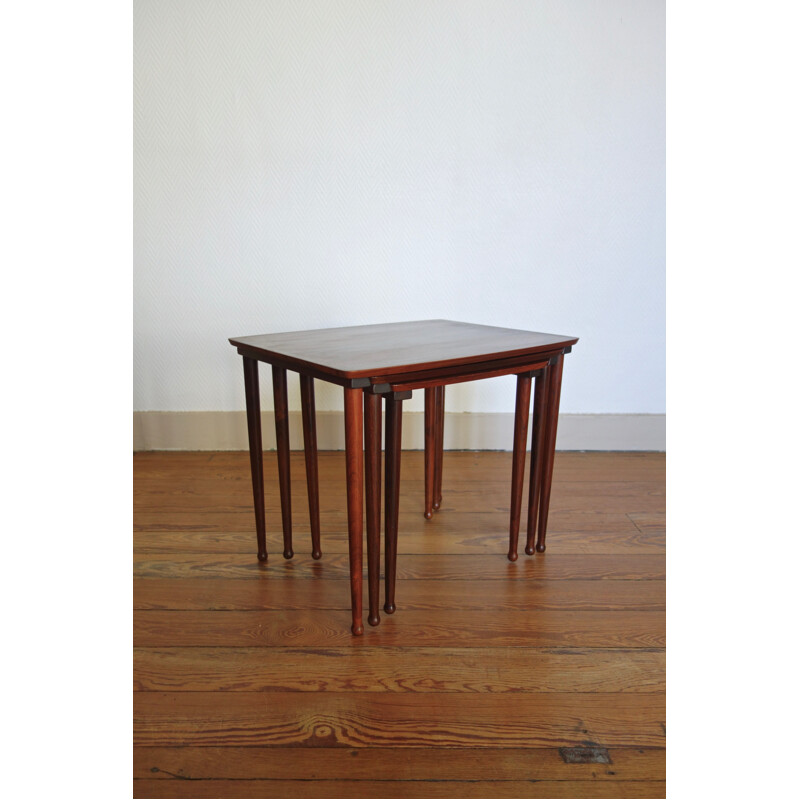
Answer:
[424,511,433,520]
[524,545,534,556]
[283,549,294,560]
[351,624,364,636]
[507,551,518,562]
[368,614,381,627]
[384,602,396,614]
[312,549,322,560]
[432,501,440,511]
[257,551,268,562]
[536,543,546,553]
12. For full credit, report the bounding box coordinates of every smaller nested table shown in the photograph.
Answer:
[230,320,577,635]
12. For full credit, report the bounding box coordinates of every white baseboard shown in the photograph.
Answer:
[133,411,665,451]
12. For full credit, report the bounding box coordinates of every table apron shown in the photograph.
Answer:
[237,345,570,392]
[236,347,370,388]
[368,351,566,393]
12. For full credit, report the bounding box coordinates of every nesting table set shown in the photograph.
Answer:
[229,320,577,634]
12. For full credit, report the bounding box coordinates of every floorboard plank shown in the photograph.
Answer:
[133,510,654,536]
[133,692,665,748]
[133,450,665,484]
[133,609,665,648]
[133,479,665,497]
[133,526,664,555]
[133,482,665,515]
[132,778,666,798]
[628,512,666,534]
[133,745,665,781]
[134,577,665,611]
[134,647,665,693]
[133,553,666,581]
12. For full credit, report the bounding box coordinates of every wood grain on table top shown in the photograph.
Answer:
[229,319,578,379]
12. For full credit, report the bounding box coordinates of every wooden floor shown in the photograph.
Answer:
[133,451,665,799]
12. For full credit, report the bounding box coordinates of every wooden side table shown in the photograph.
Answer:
[230,320,577,635]
[372,353,568,617]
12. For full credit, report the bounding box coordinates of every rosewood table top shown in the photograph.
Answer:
[230,319,578,385]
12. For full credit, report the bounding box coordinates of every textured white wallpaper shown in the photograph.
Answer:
[134,0,665,414]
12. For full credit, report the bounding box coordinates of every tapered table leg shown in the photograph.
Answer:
[364,391,382,627]
[526,368,549,555]
[384,393,404,614]
[536,355,565,553]
[343,387,365,635]
[243,357,267,562]
[433,385,445,510]
[508,373,532,561]
[424,387,435,519]
[272,366,293,559]
[300,374,321,560]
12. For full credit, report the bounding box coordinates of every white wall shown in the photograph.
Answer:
[134,0,664,420]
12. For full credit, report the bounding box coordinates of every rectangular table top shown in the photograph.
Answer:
[230,320,577,384]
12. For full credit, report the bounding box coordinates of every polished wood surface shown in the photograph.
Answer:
[508,373,532,561]
[369,350,571,615]
[135,645,665,690]
[271,366,293,559]
[299,374,321,559]
[433,385,445,510]
[135,746,665,782]
[135,578,666,614]
[526,368,549,555]
[384,394,405,614]
[537,354,565,553]
[135,608,663,648]
[364,391,382,627]
[242,358,267,561]
[133,451,664,484]
[133,778,665,799]
[377,356,563,607]
[131,476,663,515]
[135,692,663,747]
[343,388,364,635]
[133,778,665,798]
[134,553,665,583]
[134,451,664,799]
[423,387,436,519]
[369,352,554,391]
[233,321,576,634]
[230,319,577,381]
